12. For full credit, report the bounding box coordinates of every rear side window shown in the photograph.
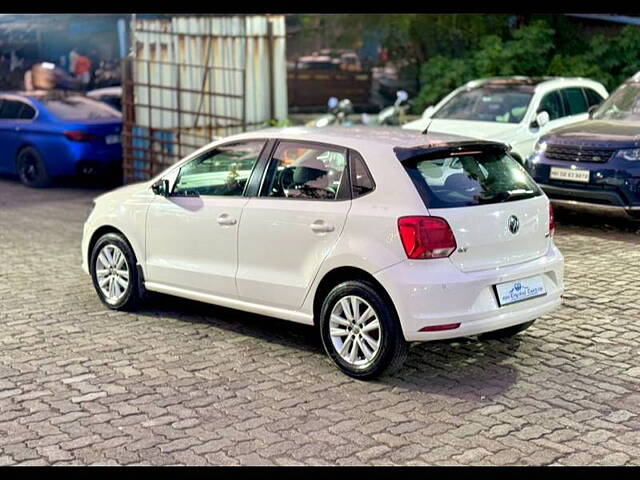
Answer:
[403,150,541,209]
[561,88,588,115]
[584,88,604,107]
[350,150,375,198]
[261,141,348,200]
[43,96,121,120]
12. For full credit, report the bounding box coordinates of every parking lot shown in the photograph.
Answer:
[0,177,639,466]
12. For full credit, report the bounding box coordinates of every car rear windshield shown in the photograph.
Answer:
[43,96,121,120]
[433,87,533,124]
[403,149,542,209]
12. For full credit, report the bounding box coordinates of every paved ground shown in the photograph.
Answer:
[1,176,639,466]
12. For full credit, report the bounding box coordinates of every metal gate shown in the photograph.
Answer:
[122,15,287,183]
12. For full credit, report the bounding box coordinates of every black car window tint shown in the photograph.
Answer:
[17,104,35,120]
[561,87,588,115]
[350,150,375,198]
[537,91,564,120]
[584,88,604,107]
[0,99,25,120]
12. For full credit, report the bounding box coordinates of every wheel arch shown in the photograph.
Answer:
[312,266,398,328]
[87,225,134,272]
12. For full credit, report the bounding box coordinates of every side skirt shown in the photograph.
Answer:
[144,281,315,325]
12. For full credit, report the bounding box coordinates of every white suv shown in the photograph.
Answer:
[403,76,608,164]
[82,127,564,379]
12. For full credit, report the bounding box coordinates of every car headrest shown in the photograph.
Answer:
[443,172,477,191]
[292,158,329,189]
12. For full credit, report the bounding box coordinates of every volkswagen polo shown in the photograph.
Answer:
[82,127,564,379]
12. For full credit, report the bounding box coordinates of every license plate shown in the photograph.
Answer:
[105,134,121,145]
[495,275,547,307]
[549,166,589,183]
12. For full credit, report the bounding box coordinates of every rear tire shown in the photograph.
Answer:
[16,146,51,188]
[90,232,140,311]
[319,280,408,379]
[478,320,536,340]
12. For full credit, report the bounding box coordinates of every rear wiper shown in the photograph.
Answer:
[493,189,535,202]
[478,189,535,204]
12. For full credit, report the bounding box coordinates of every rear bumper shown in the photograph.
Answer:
[374,244,564,342]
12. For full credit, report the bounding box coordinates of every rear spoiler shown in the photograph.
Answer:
[394,142,509,163]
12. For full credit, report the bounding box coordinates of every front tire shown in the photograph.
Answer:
[478,320,536,340]
[319,280,408,379]
[90,233,140,311]
[16,146,51,188]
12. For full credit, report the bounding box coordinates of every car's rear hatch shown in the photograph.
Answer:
[397,142,551,273]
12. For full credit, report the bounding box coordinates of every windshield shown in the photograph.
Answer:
[403,150,541,208]
[43,96,121,120]
[433,87,533,124]
[592,82,640,121]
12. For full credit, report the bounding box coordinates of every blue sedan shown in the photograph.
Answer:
[0,90,123,187]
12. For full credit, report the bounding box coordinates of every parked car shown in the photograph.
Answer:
[0,90,123,188]
[527,73,640,219]
[82,126,564,379]
[403,76,608,165]
[87,86,122,112]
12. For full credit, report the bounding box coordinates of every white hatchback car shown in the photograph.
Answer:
[403,76,608,164]
[82,127,564,379]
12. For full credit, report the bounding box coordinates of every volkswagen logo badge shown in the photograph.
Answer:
[508,215,520,235]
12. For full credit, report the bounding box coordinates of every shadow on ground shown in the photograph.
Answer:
[131,291,522,399]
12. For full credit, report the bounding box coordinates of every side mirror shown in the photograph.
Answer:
[151,178,169,196]
[531,110,550,129]
[396,90,409,103]
[588,104,599,118]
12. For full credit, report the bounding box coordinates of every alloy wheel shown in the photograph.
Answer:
[95,244,130,305]
[329,295,381,368]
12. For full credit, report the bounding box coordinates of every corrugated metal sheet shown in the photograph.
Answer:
[123,14,287,181]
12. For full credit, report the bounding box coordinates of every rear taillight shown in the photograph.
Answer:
[549,203,556,238]
[397,216,457,259]
[64,130,97,142]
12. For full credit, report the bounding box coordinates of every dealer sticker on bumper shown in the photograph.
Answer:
[495,275,547,307]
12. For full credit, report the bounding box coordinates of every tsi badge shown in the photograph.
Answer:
[508,215,520,235]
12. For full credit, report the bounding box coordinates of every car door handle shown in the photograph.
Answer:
[217,213,237,226]
[310,220,334,233]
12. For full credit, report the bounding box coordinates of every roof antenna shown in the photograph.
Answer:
[422,118,434,136]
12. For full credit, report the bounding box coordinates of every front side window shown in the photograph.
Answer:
[172,141,265,196]
[592,82,640,121]
[561,87,588,116]
[403,150,541,209]
[584,88,604,107]
[261,141,347,200]
[433,87,533,124]
[537,91,565,120]
[0,99,34,120]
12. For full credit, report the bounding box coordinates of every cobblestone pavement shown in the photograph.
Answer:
[1,177,639,466]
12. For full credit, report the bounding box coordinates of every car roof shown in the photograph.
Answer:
[465,76,605,93]
[225,126,505,152]
[5,89,88,101]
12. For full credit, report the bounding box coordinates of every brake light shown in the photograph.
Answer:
[397,216,457,259]
[549,203,556,238]
[64,130,97,142]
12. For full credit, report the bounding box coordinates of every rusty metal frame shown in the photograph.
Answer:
[122,15,251,183]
